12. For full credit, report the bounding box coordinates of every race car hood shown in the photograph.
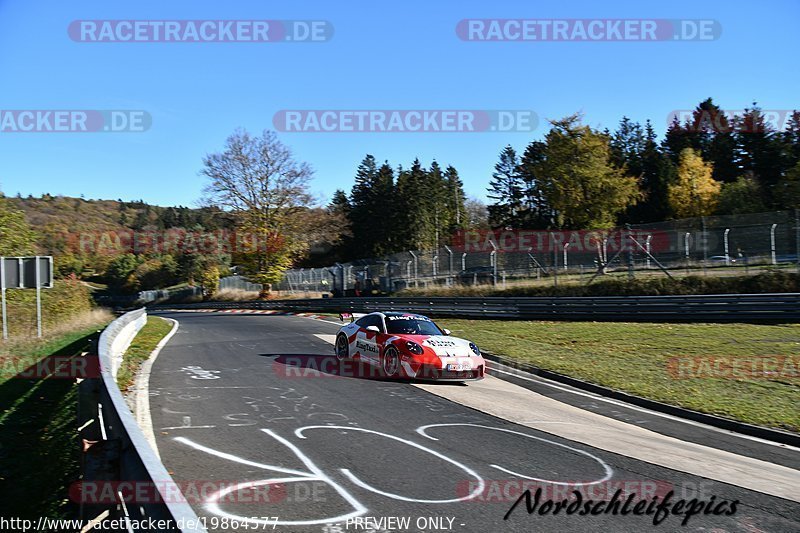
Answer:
[418,335,476,357]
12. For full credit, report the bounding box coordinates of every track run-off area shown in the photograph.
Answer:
[146,311,800,533]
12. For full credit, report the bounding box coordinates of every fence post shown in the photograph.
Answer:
[625,224,634,280]
[724,228,731,265]
[563,242,570,271]
[645,235,652,269]
[550,232,558,287]
[701,217,708,275]
[409,251,418,288]
[770,223,778,265]
[489,241,497,286]
[684,232,691,274]
[443,245,453,285]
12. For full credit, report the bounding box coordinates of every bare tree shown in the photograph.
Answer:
[201,129,314,293]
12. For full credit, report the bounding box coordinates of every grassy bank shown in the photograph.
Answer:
[116,316,174,391]
[0,327,103,519]
[399,271,800,297]
[438,319,800,432]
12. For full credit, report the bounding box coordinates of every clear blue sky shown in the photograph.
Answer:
[1,0,798,206]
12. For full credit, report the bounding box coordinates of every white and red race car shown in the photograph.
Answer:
[334,311,486,381]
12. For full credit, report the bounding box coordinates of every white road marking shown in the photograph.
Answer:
[174,436,311,477]
[416,423,613,486]
[176,432,368,527]
[295,425,486,504]
[314,334,336,345]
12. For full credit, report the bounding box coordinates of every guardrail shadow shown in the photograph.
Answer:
[0,333,99,521]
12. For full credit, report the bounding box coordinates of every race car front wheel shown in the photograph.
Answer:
[382,346,400,378]
[335,334,349,361]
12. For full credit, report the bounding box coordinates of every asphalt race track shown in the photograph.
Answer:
[148,311,800,533]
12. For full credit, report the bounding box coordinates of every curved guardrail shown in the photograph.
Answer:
[80,309,205,532]
[154,293,800,322]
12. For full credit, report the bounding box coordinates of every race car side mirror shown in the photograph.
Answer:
[366,325,380,332]
[442,328,451,335]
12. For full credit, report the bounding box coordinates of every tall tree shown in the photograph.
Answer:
[625,121,676,223]
[487,145,523,228]
[776,161,800,209]
[663,99,738,183]
[347,156,398,257]
[609,116,646,177]
[668,148,721,218]
[464,196,489,229]
[782,111,800,168]
[716,175,767,215]
[536,114,641,229]
[517,140,552,228]
[201,129,313,293]
[735,104,786,207]
[444,165,467,234]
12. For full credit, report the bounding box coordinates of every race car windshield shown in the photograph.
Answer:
[385,318,443,335]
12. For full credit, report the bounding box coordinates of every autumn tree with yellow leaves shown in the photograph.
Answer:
[668,148,721,218]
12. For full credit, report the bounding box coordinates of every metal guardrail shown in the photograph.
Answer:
[153,293,800,322]
[79,309,204,532]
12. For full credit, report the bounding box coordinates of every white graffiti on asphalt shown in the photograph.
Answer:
[174,423,614,527]
[417,423,613,486]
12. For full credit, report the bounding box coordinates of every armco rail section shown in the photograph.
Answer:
[79,309,204,532]
[155,293,800,322]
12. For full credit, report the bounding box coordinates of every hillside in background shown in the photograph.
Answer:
[6,194,234,235]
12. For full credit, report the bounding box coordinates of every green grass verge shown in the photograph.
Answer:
[0,329,99,519]
[116,316,173,391]
[438,319,800,433]
[1,325,105,386]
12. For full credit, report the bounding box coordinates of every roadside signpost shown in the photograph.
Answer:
[0,256,53,339]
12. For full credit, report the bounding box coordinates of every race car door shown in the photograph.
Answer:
[354,314,382,366]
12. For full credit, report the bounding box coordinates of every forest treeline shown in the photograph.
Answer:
[2,99,798,293]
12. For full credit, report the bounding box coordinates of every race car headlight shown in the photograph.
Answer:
[406,341,424,355]
[469,342,481,356]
